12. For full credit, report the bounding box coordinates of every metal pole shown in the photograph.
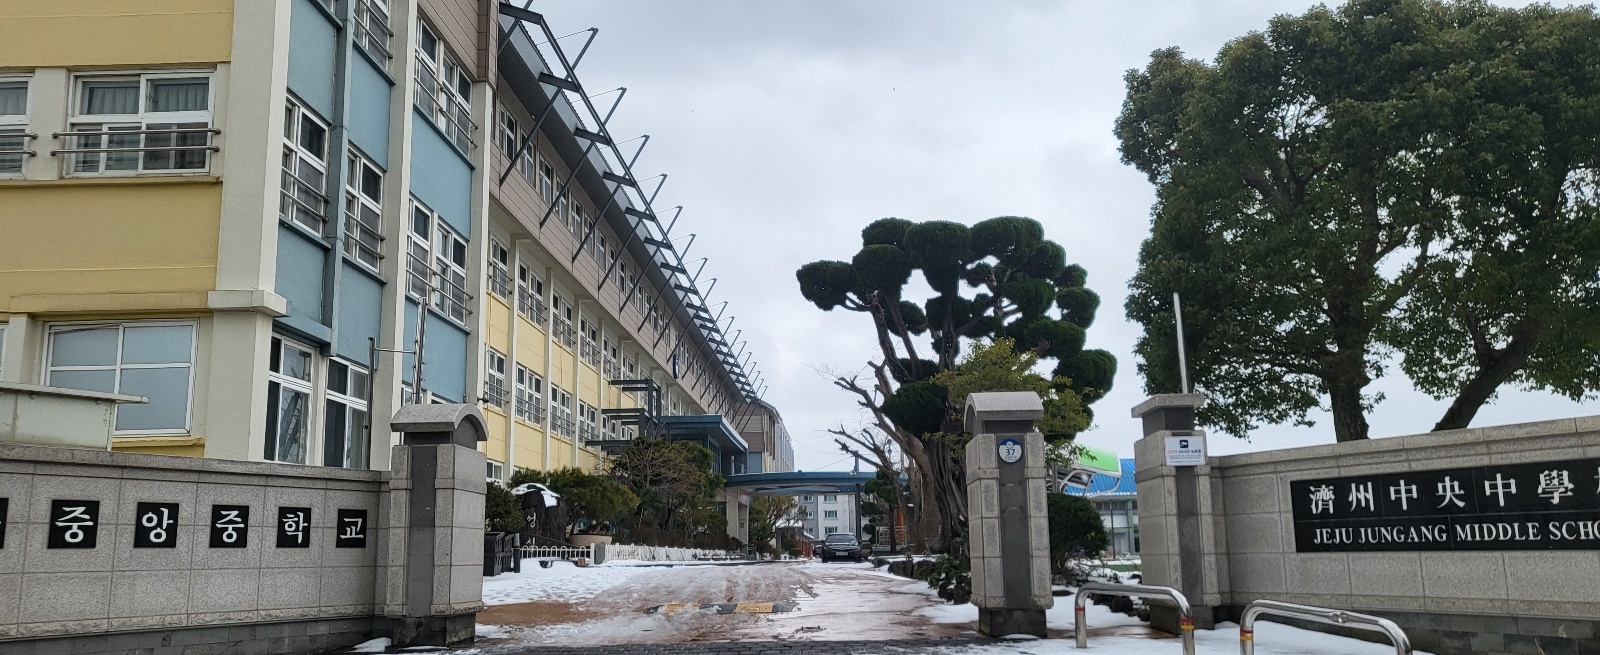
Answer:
[1173,292,1189,395]
[1075,583,1195,655]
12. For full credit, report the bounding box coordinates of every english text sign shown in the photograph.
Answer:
[1291,457,1600,552]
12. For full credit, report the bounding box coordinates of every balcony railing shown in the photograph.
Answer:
[578,423,597,443]
[0,131,37,175]
[353,0,393,64]
[281,168,330,233]
[552,319,577,349]
[55,126,219,174]
[343,201,384,270]
[515,395,544,424]
[484,378,508,408]
[414,63,475,153]
[580,336,599,366]
[518,291,547,327]
[433,264,471,325]
[489,264,512,299]
[550,413,575,437]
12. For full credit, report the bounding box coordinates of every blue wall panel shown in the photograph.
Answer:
[400,300,469,403]
[286,0,338,119]
[409,112,473,237]
[347,58,392,168]
[334,264,383,362]
[275,226,327,324]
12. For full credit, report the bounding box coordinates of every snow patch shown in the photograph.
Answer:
[346,637,389,653]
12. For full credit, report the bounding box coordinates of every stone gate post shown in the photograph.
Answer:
[964,391,1053,637]
[382,404,488,647]
[1132,393,1226,631]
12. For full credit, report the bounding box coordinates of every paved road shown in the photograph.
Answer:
[480,638,979,655]
[471,561,973,651]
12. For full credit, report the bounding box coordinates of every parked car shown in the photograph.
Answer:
[819,533,864,562]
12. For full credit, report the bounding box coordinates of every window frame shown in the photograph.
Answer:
[549,384,575,437]
[281,99,331,233]
[488,238,512,299]
[265,335,317,464]
[65,70,216,176]
[514,363,544,425]
[323,358,372,470]
[414,18,474,152]
[343,148,385,272]
[44,320,198,436]
[516,262,547,326]
[0,76,31,178]
[484,347,508,408]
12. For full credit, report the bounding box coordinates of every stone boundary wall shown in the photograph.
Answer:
[0,443,386,641]
[1136,415,1600,655]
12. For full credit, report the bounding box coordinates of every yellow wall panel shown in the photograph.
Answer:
[0,184,221,312]
[483,405,508,465]
[551,347,573,390]
[485,298,512,351]
[0,1,233,68]
[514,319,546,369]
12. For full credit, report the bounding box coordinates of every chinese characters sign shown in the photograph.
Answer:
[1291,458,1600,552]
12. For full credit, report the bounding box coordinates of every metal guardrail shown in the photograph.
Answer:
[1075,582,1195,655]
[1239,600,1412,655]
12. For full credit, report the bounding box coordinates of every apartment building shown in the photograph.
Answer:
[799,493,858,539]
[0,0,769,509]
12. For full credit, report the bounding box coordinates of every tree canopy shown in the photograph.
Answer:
[1119,0,1600,441]
[797,216,1114,540]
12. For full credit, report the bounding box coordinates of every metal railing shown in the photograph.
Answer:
[550,413,575,437]
[488,264,512,299]
[281,168,329,232]
[352,0,392,64]
[578,422,597,443]
[0,132,37,173]
[579,336,599,366]
[552,319,577,349]
[1239,600,1411,655]
[413,62,476,152]
[518,291,547,326]
[1075,583,1195,655]
[343,203,384,269]
[432,264,472,324]
[483,378,507,408]
[514,395,544,424]
[54,127,219,173]
[518,543,592,568]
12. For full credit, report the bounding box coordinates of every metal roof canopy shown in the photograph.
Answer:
[495,3,761,409]
[660,414,748,454]
[722,471,880,495]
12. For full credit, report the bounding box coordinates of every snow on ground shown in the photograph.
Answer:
[472,560,1430,654]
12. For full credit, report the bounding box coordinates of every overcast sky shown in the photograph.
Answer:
[537,1,1596,471]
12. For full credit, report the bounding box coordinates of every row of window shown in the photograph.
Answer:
[0,72,218,178]
[483,346,638,441]
[265,336,371,469]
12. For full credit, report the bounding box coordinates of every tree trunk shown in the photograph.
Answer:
[1434,328,1541,431]
[1328,381,1370,442]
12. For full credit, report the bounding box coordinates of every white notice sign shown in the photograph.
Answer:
[1164,436,1206,467]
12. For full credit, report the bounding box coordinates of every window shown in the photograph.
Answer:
[823,495,838,503]
[487,459,504,482]
[46,322,195,434]
[549,385,574,437]
[407,200,471,325]
[344,150,384,270]
[488,238,511,299]
[602,337,619,380]
[281,100,330,232]
[496,105,529,180]
[484,348,507,407]
[538,160,555,204]
[354,0,393,65]
[433,223,469,324]
[551,293,576,349]
[824,510,838,519]
[520,132,537,184]
[0,78,29,177]
[601,415,618,440]
[579,318,599,367]
[66,73,215,175]
[517,263,546,326]
[801,496,813,502]
[577,401,597,442]
[825,526,840,535]
[265,336,314,463]
[324,359,371,469]
[414,19,474,151]
[514,364,543,424]
[567,200,585,242]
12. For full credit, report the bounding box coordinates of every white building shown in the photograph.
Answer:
[799,493,857,539]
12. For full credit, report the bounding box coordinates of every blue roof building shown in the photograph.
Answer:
[1065,458,1139,558]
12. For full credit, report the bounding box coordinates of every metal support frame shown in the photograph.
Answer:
[1074,583,1195,655]
[499,2,760,408]
[1239,600,1411,655]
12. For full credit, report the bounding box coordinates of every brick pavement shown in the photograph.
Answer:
[480,637,985,655]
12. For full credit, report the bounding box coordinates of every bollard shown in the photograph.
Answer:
[1073,582,1195,655]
